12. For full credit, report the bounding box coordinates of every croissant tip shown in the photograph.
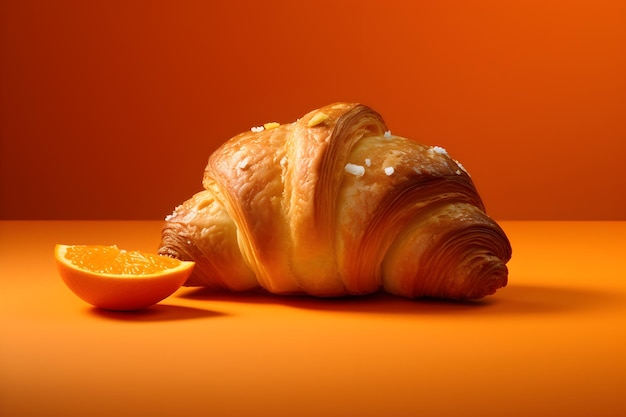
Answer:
[469,270,509,300]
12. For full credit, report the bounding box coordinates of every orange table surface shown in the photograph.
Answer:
[1,220,625,417]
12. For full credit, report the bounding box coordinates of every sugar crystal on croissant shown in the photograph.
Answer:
[159,103,512,299]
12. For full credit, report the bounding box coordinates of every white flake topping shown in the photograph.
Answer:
[237,157,251,170]
[384,130,392,138]
[454,159,470,176]
[432,146,448,155]
[364,158,371,167]
[345,163,365,177]
[251,126,264,132]
[384,166,395,176]
[164,204,183,221]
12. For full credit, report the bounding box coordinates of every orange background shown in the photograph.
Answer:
[1,0,625,220]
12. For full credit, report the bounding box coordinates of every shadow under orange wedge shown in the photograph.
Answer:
[55,244,195,311]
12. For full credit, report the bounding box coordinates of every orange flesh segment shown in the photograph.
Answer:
[64,245,181,275]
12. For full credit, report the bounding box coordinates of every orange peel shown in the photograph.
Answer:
[55,244,194,311]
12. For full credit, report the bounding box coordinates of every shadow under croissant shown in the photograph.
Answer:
[176,283,622,316]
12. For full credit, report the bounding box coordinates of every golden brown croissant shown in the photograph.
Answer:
[158,103,512,299]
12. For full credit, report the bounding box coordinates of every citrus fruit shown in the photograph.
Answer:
[54,244,195,311]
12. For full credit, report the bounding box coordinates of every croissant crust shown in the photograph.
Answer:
[159,103,512,299]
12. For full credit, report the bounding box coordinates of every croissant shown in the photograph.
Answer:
[158,103,512,300]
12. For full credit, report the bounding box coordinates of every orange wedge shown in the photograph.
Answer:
[55,244,194,311]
